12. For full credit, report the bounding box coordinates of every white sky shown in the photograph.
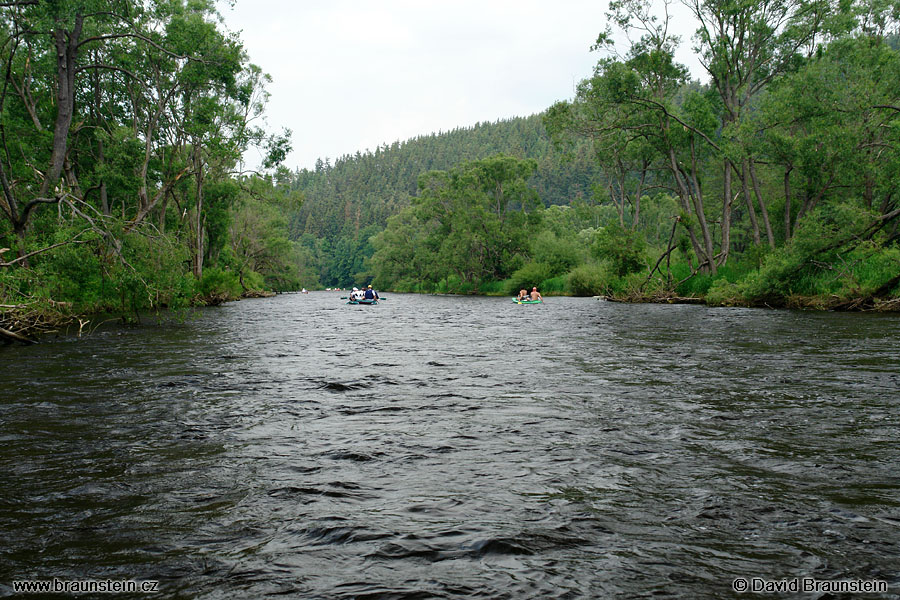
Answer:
[217,1,704,171]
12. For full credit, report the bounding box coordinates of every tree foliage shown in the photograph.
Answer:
[0,0,298,337]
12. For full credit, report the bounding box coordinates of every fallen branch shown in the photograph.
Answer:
[0,326,35,344]
[0,297,76,341]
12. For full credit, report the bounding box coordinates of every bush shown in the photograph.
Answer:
[675,263,751,297]
[530,230,583,275]
[478,280,507,295]
[29,228,197,314]
[118,230,196,311]
[199,267,243,299]
[240,270,267,293]
[593,224,647,276]
[705,279,748,306]
[540,275,567,294]
[566,264,607,296]
[506,261,553,295]
[603,271,649,298]
[34,240,104,306]
[434,274,463,294]
[849,246,900,296]
[737,205,878,302]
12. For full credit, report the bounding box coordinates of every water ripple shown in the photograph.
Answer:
[1,293,899,598]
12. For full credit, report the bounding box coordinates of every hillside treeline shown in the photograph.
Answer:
[285,115,602,286]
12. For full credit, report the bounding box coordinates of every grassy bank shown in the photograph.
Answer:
[376,244,900,312]
[1,264,280,344]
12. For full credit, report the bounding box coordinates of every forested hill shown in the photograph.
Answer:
[288,114,599,242]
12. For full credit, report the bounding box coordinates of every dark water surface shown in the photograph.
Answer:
[2,293,899,598]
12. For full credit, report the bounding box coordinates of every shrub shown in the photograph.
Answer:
[506,261,553,295]
[738,205,878,302]
[478,280,507,295]
[566,264,607,296]
[540,275,567,294]
[593,224,647,276]
[529,230,582,275]
[705,279,749,306]
[240,270,267,293]
[848,246,900,296]
[675,263,750,297]
[199,267,243,299]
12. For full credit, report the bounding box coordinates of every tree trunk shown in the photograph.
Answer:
[669,147,715,274]
[783,166,793,240]
[748,160,775,248]
[632,161,647,231]
[158,190,168,234]
[8,15,83,265]
[720,159,734,266]
[740,159,761,245]
[693,171,717,274]
[40,17,83,200]
[63,156,83,200]
[99,171,109,216]
[91,48,110,216]
[192,144,204,280]
[608,182,624,227]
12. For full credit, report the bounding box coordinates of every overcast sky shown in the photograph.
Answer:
[217,1,703,171]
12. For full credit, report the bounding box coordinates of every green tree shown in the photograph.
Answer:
[0,0,291,339]
[370,155,540,291]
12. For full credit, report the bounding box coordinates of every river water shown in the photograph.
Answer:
[1,293,898,598]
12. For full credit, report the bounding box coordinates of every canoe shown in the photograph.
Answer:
[512,298,542,304]
[347,299,378,305]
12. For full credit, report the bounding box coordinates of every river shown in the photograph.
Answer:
[1,293,898,598]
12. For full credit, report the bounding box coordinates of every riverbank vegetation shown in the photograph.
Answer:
[290,0,899,311]
[0,0,309,341]
[3,0,899,342]
[539,0,900,311]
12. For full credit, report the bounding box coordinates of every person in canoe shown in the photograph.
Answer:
[516,288,529,302]
[350,287,364,301]
[363,285,379,301]
[530,287,543,302]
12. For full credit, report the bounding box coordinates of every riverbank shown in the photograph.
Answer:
[7,284,896,345]
[0,289,277,344]
[384,285,900,313]
[600,289,900,312]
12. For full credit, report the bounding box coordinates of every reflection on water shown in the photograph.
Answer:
[2,293,899,598]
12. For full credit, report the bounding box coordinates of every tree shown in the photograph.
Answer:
[754,34,900,239]
[370,155,539,290]
[684,0,831,251]
[1,0,292,338]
